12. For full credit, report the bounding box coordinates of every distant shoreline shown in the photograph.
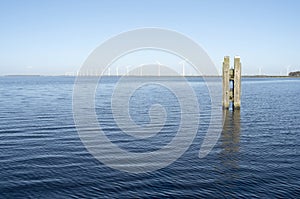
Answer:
[2,75,300,78]
[3,75,42,77]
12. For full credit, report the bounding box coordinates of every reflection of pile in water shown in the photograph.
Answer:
[219,110,241,170]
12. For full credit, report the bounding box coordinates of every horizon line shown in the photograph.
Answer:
[2,74,299,78]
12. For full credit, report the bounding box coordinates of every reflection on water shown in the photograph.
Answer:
[217,110,241,181]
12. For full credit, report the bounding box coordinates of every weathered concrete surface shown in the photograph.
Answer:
[222,56,230,109]
[222,56,241,110]
[234,56,241,109]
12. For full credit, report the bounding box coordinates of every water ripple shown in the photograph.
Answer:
[0,77,299,198]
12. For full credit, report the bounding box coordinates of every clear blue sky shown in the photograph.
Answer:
[0,0,300,75]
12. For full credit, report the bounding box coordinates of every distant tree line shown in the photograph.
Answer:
[289,71,300,77]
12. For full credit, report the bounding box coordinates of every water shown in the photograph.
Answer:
[0,76,299,198]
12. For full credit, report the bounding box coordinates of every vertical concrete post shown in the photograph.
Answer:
[222,56,230,109]
[233,56,241,109]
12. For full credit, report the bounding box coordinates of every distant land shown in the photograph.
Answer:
[288,71,300,77]
[2,74,300,78]
[4,75,41,77]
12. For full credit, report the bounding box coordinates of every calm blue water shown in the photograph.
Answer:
[0,76,299,198]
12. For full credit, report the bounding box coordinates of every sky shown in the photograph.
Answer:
[0,0,300,75]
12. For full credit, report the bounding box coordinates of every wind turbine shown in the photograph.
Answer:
[259,67,262,76]
[179,60,186,77]
[286,65,291,76]
[156,61,161,77]
[126,65,132,76]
